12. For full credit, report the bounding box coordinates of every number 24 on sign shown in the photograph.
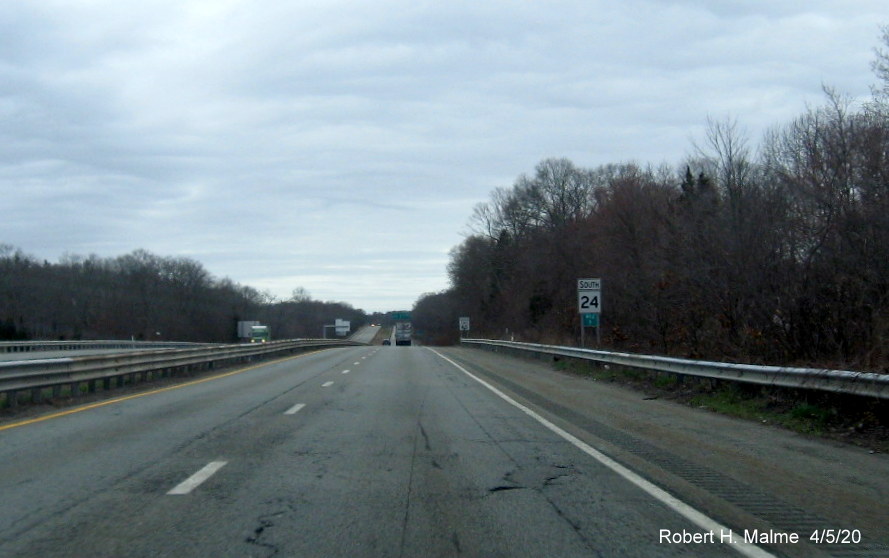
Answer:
[579,291,600,312]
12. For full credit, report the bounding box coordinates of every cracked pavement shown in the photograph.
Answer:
[0,345,835,557]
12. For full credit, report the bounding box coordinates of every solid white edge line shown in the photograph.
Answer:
[167,460,228,495]
[284,403,306,415]
[322,381,334,387]
[427,348,776,558]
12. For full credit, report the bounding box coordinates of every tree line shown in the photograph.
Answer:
[415,28,889,370]
[0,247,367,343]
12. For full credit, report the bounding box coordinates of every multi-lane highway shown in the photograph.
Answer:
[0,345,886,557]
[348,324,381,344]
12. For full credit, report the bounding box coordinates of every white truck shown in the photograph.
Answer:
[394,321,412,346]
[237,320,260,341]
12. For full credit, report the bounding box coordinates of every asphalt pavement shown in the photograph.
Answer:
[2,344,882,557]
[348,324,381,344]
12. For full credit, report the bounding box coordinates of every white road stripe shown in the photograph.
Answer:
[284,403,306,415]
[342,369,350,374]
[353,362,360,365]
[428,348,776,558]
[322,381,334,387]
[167,461,227,495]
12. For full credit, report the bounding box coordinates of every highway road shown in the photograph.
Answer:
[349,324,381,344]
[0,345,886,557]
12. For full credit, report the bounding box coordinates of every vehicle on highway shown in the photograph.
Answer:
[382,339,391,345]
[250,325,270,343]
[394,321,412,346]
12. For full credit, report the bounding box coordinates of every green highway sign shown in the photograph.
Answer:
[582,313,599,327]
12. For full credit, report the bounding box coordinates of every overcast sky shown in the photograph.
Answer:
[1,1,885,312]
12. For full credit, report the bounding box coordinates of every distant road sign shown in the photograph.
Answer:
[577,278,601,314]
[391,311,412,321]
[582,313,599,327]
[459,317,470,331]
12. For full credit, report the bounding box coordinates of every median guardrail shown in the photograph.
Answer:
[461,339,889,399]
[0,338,361,407]
[0,340,203,354]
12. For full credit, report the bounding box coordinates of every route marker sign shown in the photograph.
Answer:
[459,317,470,331]
[577,278,602,347]
[577,278,601,314]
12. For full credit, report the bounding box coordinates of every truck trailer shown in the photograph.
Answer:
[394,321,412,346]
[237,320,260,341]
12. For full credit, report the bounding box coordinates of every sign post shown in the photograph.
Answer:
[577,278,602,347]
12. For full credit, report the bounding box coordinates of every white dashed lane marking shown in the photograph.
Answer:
[167,461,227,495]
[284,403,306,415]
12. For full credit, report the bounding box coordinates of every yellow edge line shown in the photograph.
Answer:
[0,349,324,433]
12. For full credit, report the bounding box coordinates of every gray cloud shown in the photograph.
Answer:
[1,0,885,311]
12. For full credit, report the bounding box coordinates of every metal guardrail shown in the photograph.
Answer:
[0,340,203,354]
[0,338,361,407]
[461,339,889,399]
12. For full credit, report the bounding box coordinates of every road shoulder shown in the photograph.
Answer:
[438,346,889,557]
